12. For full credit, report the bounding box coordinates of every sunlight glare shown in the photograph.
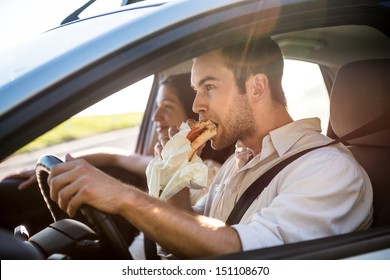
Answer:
[196,215,225,231]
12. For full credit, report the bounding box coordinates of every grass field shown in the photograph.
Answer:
[17,112,144,153]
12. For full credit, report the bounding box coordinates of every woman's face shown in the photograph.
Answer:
[152,84,188,139]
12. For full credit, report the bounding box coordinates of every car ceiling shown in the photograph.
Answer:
[274,25,390,72]
[163,24,390,78]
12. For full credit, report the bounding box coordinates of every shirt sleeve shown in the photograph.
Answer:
[232,147,373,251]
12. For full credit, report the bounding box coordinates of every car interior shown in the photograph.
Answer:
[1,2,390,259]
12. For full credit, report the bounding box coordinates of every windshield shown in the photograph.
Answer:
[0,4,161,88]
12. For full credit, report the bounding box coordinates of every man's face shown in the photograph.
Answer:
[191,51,255,150]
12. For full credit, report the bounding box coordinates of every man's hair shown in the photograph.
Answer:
[220,37,286,106]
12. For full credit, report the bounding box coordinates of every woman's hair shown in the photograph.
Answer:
[160,73,198,120]
[221,36,286,106]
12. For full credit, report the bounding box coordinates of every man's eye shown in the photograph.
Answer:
[205,84,214,91]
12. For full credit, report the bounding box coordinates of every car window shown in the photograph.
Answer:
[0,5,161,88]
[282,59,330,133]
[0,60,328,180]
[0,76,154,180]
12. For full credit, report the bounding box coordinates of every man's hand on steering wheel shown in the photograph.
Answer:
[36,154,132,259]
[48,154,126,217]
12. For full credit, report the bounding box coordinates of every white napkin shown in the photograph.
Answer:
[146,122,209,201]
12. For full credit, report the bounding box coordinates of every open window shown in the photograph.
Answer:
[283,59,329,133]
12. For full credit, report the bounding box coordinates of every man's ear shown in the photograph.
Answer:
[249,73,268,102]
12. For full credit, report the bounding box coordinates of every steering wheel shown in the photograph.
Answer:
[36,155,132,259]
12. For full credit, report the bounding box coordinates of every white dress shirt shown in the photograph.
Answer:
[194,118,373,251]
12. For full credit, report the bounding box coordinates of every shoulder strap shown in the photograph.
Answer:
[225,142,333,226]
[225,113,390,226]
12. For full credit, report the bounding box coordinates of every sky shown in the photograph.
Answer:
[0,0,122,52]
[0,0,151,115]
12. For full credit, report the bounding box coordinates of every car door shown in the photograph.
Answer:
[0,75,158,236]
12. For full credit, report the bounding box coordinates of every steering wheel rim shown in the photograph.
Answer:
[36,155,132,259]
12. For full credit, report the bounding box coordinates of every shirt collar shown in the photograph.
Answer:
[269,118,322,157]
[235,140,253,169]
[235,118,322,167]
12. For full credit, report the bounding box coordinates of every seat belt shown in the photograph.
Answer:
[225,113,390,225]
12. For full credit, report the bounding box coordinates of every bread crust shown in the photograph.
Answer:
[186,120,217,160]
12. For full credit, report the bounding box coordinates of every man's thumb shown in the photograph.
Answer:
[65,153,75,162]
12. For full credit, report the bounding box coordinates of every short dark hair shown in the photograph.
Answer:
[220,37,286,106]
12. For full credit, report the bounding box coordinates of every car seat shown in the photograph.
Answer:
[330,58,390,228]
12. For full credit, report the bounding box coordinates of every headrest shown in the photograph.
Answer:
[330,59,390,147]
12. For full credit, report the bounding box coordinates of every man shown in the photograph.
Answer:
[49,36,373,259]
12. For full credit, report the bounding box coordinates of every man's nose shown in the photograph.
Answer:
[192,91,207,115]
